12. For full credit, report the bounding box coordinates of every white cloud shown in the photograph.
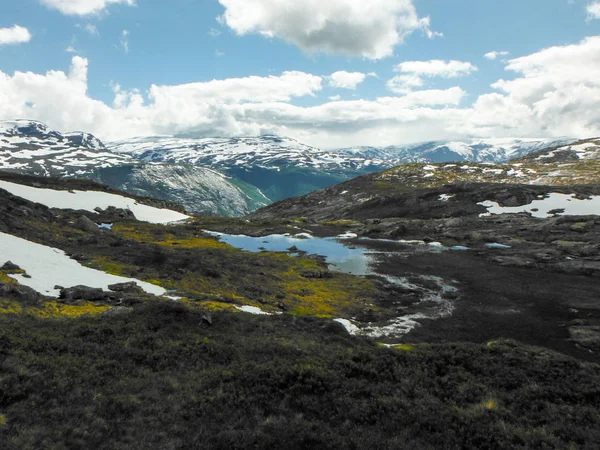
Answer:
[217,0,440,59]
[588,2,600,20]
[328,95,342,101]
[484,50,509,60]
[208,28,221,37]
[328,71,370,89]
[40,0,135,16]
[387,59,477,94]
[461,36,600,139]
[0,25,32,46]
[77,23,99,35]
[2,37,600,148]
[120,29,129,53]
[394,60,478,78]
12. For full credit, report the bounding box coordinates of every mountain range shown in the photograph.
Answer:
[0,119,579,216]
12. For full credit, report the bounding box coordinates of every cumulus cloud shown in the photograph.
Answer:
[588,2,600,20]
[328,71,373,89]
[387,59,477,94]
[0,25,32,46]
[484,50,509,60]
[40,0,135,16]
[2,37,600,148]
[461,36,600,139]
[217,0,440,59]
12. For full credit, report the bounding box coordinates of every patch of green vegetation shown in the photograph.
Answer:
[0,304,599,449]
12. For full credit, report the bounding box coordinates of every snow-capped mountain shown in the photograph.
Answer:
[107,135,388,172]
[0,121,269,216]
[0,120,131,176]
[338,138,574,164]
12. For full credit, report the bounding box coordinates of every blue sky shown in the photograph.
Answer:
[1,0,600,147]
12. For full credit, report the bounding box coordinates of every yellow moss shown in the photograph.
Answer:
[0,271,15,284]
[0,299,109,318]
[112,223,229,249]
[32,301,111,319]
[485,400,497,410]
[392,344,414,351]
[91,257,131,277]
[0,299,23,315]
[0,414,6,425]
[198,301,238,312]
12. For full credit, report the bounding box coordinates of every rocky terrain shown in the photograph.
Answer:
[1,133,600,449]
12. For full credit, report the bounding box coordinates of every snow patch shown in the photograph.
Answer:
[234,305,272,315]
[0,231,166,298]
[478,193,600,218]
[0,180,189,224]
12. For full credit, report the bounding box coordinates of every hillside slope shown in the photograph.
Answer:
[251,138,600,222]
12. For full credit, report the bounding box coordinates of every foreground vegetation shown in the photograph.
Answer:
[1,301,599,449]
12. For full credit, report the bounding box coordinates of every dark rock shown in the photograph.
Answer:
[201,312,213,326]
[1,261,21,272]
[70,254,90,262]
[74,215,100,233]
[302,271,334,279]
[108,282,143,293]
[0,282,41,302]
[60,285,109,302]
[277,301,287,311]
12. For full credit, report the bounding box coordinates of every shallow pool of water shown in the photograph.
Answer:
[205,231,373,276]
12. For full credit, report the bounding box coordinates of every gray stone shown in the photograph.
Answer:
[74,215,100,233]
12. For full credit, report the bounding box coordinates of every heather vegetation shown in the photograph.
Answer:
[1,302,600,449]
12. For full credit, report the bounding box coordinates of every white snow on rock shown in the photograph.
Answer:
[337,232,358,239]
[0,180,189,224]
[334,318,361,334]
[439,194,455,201]
[479,193,600,218]
[234,305,272,315]
[0,231,166,298]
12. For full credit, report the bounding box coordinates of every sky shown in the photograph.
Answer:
[1,0,600,148]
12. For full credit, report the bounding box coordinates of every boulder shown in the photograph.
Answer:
[1,261,21,272]
[108,282,143,293]
[59,285,109,302]
[0,282,41,302]
[74,215,100,233]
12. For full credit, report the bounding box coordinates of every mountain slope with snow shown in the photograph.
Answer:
[0,121,270,216]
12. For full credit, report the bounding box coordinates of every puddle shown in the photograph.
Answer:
[205,231,374,276]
